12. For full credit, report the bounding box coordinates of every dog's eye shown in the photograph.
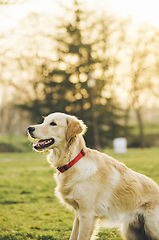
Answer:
[50,122,57,126]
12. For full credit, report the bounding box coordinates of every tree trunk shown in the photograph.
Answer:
[90,88,101,151]
[135,108,144,147]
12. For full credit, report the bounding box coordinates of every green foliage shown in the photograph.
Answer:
[1,149,159,239]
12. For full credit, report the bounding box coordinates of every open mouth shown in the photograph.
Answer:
[33,138,54,150]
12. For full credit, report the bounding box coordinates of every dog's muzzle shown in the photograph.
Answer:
[27,126,55,151]
[28,127,35,138]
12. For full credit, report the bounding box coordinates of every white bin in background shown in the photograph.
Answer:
[113,138,127,154]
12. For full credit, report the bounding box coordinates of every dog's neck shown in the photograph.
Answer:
[47,134,85,169]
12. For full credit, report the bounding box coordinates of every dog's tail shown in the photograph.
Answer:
[122,214,157,240]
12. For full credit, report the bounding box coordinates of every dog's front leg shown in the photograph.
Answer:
[77,211,96,240]
[69,214,79,240]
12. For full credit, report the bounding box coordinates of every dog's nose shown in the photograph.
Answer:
[28,126,35,133]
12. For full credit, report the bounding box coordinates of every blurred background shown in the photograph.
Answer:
[1,0,159,151]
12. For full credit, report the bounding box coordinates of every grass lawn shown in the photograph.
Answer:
[129,123,159,135]
[0,148,159,239]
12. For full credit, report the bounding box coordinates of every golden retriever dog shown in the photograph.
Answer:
[28,112,159,240]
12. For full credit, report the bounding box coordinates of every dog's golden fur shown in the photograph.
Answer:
[28,112,159,240]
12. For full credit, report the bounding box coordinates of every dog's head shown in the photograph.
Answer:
[27,112,87,151]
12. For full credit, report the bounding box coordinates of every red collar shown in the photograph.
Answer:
[57,147,86,173]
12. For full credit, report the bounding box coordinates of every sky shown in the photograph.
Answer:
[0,0,159,33]
[109,0,159,26]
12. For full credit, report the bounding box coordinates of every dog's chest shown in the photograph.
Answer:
[57,186,79,210]
[55,174,80,210]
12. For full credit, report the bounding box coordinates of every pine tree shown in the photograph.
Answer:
[18,1,127,148]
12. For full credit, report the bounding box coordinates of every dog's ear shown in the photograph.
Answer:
[66,116,87,142]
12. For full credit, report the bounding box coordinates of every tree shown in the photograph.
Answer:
[31,1,127,148]
[126,24,159,144]
[3,1,128,148]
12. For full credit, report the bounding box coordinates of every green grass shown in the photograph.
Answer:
[0,134,31,152]
[129,122,159,135]
[1,148,159,239]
